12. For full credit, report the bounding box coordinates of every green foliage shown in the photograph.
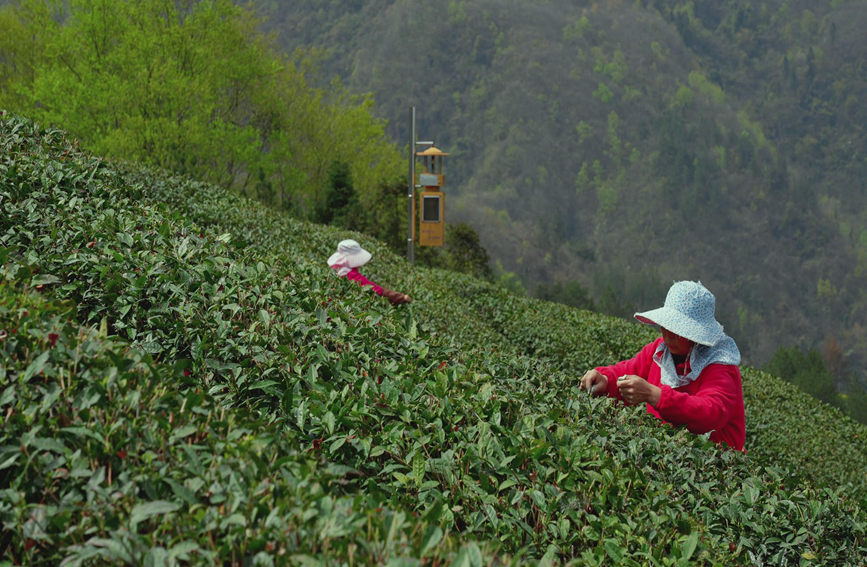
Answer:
[442,222,493,281]
[361,175,407,252]
[592,82,614,103]
[494,261,527,296]
[593,47,628,84]
[413,223,493,282]
[562,16,591,42]
[841,392,867,425]
[764,346,841,408]
[313,161,362,230]
[672,85,695,109]
[742,366,867,500]
[688,71,725,104]
[254,0,867,394]
[2,113,866,564]
[0,0,403,217]
[535,281,595,312]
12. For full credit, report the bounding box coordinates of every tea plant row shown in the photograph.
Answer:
[1,112,864,565]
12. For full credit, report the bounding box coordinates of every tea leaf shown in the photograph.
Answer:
[130,500,181,526]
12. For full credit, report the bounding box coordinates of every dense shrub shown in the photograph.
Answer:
[2,112,865,564]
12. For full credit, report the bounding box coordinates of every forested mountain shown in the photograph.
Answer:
[252,1,867,386]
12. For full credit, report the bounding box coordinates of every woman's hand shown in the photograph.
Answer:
[579,369,608,396]
[616,375,661,406]
[383,289,411,305]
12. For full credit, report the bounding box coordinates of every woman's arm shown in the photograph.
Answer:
[653,364,741,434]
[594,339,661,400]
[345,269,384,295]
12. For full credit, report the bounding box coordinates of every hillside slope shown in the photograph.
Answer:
[2,112,865,564]
[255,0,867,380]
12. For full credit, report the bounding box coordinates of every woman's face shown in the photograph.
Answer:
[661,327,693,355]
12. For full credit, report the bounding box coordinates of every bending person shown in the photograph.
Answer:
[327,239,411,306]
[579,280,745,451]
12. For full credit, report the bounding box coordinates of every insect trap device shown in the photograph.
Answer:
[416,145,449,247]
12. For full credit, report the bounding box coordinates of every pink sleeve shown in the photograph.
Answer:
[653,364,741,434]
[595,339,660,401]
[345,269,384,295]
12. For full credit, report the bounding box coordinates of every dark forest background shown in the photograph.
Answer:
[1,0,864,419]
[251,0,867,399]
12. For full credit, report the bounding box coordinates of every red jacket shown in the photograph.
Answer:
[344,267,384,295]
[595,337,745,451]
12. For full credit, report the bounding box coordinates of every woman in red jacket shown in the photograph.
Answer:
[580,280,745,451]
[327,239,411,306]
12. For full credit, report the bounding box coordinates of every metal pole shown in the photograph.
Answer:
[408,106,416,264]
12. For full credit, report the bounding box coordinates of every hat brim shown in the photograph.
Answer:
[634,307,723,347]
[327,248,372,269]
[346,248,371,268]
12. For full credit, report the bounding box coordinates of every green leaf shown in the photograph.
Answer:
[145,546,169,565]
[163,478,198,506]
[21,351,50,383]
[31,274,61,286]
[139,340,163,354]
[0,386,16,406]
[87,537,133,562]
[323,411,336,435]
[329,436,346,455]
[168,541,202,560]
[258,309,271,328]
[177,238,189,258]
[30,436,67,454]
[249,379,279,393]
[539,544,558,567]
[170,425,198,444]
[680,531,699,562]
[0,453,20,471]
[413,453,426,487]
[420,525,442,556]
[451,543,482,567]
[604,539,624,562]
[130,500,181,526]
[221,513,246,528]
[116,232,134,247]
[529,489,546,509]
[295,399,307,429]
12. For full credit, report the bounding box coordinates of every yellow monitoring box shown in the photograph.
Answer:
[418,190,444,247]
[416,145,449,247]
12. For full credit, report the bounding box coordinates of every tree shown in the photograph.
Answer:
[840,392,867,425]
[410,221,493,282]
[764,346,839,407]
[443,222,493,281]
[362,176,406,252]
[0,0,403,217]
[535,281,595,311]
[597,284,637,320]
[314,161,362,230]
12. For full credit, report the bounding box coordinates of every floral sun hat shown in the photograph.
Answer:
[634,281,725,346]
[327,239,372,272]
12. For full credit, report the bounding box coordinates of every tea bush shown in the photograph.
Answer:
[2,111,865,564]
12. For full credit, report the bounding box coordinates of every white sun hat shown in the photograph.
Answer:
[634,281,725,347]
[327,239,372,270]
